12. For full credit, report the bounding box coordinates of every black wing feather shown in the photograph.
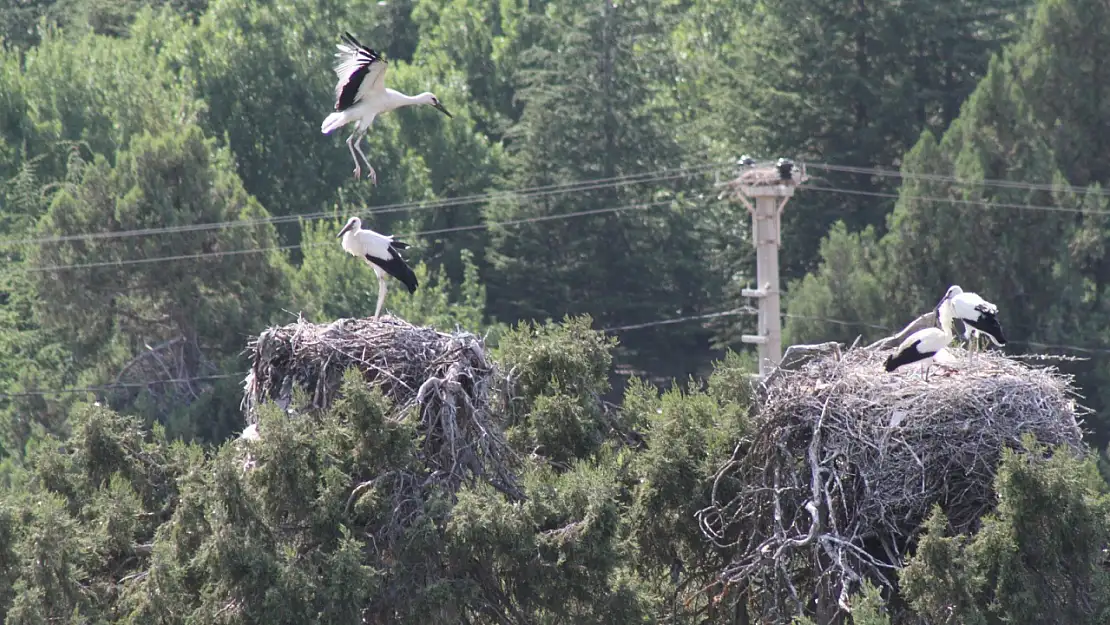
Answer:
[333,32,386,112]
[884,339,933,372]
[336,65,370,111]
[365,249,419,294]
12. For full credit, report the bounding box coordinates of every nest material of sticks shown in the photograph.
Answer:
[241,315,521,500]
[697,337,1087,618]
[736,166,797,187]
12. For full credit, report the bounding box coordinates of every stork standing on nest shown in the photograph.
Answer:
[337,216,419,319]
[321,31,453,184]
[935,285,1007,358]
[884,326,953,381]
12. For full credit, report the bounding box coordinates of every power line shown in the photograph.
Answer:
[7,158,1108,250]
[807,162,1110,199]
[601,307,757,332]
[19,199,678,273]
[20,177,1107,275]
[804,185,1106,216]
[0,160,734,247]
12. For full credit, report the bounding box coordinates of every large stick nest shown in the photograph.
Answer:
[240,315,521,500]
[697,321,1087,618]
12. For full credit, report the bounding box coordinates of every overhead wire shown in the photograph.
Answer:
[806,162,1110,199]
[18,180,1099,274]
[18,199,680,273]
[802,185,1105,216]
[9,158,1110,396]
[16,163,1110,275]
[7,157,1108,251]
[0,159,736,247]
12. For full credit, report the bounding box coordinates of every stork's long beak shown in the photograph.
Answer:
[337,222,354,238]
[933,294,951,322]
[432,101,453,118]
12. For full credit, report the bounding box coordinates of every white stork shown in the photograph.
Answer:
[935,285,1007,356]
[884,327,952,381]
[336,216,419,319]
[321,31,453,184]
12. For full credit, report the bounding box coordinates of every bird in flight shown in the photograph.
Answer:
[321,31,453,184]
[336,216,419,319]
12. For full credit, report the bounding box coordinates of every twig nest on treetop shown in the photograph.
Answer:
[240,314,521,500]
[697,342,1086,616]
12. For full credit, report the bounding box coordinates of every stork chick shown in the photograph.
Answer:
[336,216,419,319]
[884,327,952,381]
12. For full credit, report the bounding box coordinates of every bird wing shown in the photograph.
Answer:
[900,328,946,353]
[354,228,394,259]
[332,32,389,111]
[953,292,997,319]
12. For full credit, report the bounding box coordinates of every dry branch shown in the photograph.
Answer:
[698,343,1087,621]
[241,315,522,501]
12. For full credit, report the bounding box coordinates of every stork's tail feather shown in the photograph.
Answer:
[366,253,419,294]
[321,111,350,134]
[395,262,419,294]
[967,316,1007,346]
[389,239,410,250]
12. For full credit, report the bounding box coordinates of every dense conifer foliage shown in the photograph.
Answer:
[1,0,1109,622]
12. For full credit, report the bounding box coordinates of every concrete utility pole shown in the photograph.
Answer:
[719,158,806,379]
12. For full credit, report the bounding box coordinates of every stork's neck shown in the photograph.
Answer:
[383,89,423,111]
[938,302,955,339]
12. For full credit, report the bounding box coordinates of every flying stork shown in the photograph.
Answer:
[935,285,1007,356]
[336,216,419,319]
[884,327,952,381]
[321,31,453,184]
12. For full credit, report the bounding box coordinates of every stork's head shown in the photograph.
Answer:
[418,92,453,118]
[337,216,361,238]
[933,285,963,320]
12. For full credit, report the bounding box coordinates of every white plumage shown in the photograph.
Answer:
[321,31,453,184]
[884,327,952,380]
[336,216,419,319]
[239,423,260,441]
[935,285,1007,355]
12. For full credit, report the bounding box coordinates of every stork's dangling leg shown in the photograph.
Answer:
[352,133,377,185]
[346,133,362,180]
[373,266,388,319]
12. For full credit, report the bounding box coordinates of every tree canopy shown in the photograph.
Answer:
[2,0,1110,621]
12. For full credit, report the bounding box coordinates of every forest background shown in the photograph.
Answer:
[2,0,1110,622]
